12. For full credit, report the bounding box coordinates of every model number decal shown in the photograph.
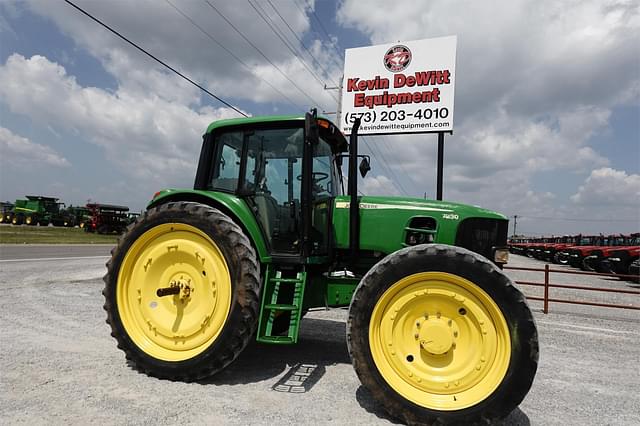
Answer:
[442,213,459,220]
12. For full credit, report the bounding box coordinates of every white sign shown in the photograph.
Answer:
[340,36,457,136]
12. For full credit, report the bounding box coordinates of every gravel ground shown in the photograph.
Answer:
[0,249,638,425]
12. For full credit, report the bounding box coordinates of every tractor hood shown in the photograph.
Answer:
[337,195,507,220]
[332,195,509,255]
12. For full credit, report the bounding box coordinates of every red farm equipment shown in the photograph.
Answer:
[85,203,129,234]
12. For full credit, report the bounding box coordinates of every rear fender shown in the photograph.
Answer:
[147,189,271,263]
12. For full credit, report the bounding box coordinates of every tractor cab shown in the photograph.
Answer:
[194,114,350,258]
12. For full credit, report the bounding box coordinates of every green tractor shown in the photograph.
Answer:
[66,205,92,228]
[104,113,538,425]
[10,198,28,224]
[0,201,14,224]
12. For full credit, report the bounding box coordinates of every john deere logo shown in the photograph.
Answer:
[383,45,411,72]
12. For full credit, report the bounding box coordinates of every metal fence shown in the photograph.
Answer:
[504,265,640,314]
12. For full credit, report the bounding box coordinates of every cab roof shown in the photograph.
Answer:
[205,114,348,153]
[205,114,306,134]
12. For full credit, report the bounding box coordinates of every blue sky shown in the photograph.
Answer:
[0,0,638,235]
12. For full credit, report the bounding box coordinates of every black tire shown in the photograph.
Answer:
[348,244,538,426]
[103,201,261,381]
[627,259,640,283]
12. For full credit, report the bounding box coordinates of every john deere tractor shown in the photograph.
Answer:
[104,113,538,425]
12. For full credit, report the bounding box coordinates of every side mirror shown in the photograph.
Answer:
[359,157,371,178]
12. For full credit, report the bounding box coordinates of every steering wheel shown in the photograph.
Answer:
[296,172,329,183]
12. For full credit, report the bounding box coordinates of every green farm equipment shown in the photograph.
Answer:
[11,195,67,226]
[66,205,92,228]
[104,113,538,425]
[0,201,13,224]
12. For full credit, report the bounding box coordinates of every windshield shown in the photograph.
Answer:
[208,126,341,197]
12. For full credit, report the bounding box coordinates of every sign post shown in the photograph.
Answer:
[437,132,445,200]
[340,36,457,199]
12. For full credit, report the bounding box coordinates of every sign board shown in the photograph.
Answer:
[340,36,457,136]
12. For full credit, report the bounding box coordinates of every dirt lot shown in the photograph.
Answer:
[0,245,638,425]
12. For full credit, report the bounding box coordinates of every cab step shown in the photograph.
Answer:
[257,265,307,344]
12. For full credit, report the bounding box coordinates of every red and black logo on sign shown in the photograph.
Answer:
[383,45,411,72]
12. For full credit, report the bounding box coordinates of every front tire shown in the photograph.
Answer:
[348,244,538,425]
[103,201,260,381]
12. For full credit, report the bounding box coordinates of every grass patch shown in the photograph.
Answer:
[0,224,118,244]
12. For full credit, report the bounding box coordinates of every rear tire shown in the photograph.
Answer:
[103,201,260,381]
[348,244,538,425]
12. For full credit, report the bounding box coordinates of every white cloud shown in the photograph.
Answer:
[337,0,639,228]
[23,0,340,111]
[0,125,70,167]
[571,167,640,205]
[361,174,402,196]
[0,54,233,188]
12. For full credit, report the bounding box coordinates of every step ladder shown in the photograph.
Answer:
[257,265,307,344]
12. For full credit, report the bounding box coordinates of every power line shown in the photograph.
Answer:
[361,136,410,196]
[367,141,410,196]
[204,0,321,107]
[299,0,333,48]
[63,0,247,117]
[65,0,408,197]
[247,0,338,103]
[164,0,304,111]
[265,0,340,88]
[288,3,409,196]
[378,135,417,194]
[292,0,343,65]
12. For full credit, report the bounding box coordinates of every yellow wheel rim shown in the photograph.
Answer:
[79,222,85,228]
[26,217,32,225]
[369,272,511,411]
[116,223,232,362]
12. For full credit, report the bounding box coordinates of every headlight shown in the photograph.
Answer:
[493,248,509,264]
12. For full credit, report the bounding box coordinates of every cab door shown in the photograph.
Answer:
[241,127,304,254]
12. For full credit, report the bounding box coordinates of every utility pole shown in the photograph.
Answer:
[513,215,518,237]
[324,79,343,125]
